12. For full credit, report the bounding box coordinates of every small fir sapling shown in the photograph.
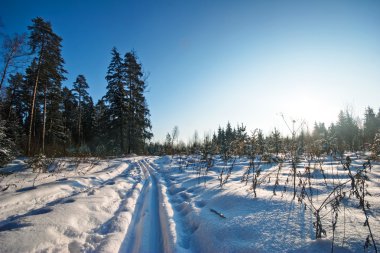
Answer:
[241,130,258,185]
[27,153,53,187]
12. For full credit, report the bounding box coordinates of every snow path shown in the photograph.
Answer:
[121,159,170,253]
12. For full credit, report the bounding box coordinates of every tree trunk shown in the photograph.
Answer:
[27,41,45,156]
[293,161,297,200]
[42,82,47,154]
[127,81,133,154]
[78,95,81,146]
[6,86,16,120]
[120,115,124,153]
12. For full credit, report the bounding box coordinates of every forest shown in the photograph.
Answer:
[0,17,152,164]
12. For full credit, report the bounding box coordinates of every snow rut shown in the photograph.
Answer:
[120,159,173,253]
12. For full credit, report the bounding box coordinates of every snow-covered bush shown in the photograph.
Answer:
[0,120,16,166]
[27,153,50,173]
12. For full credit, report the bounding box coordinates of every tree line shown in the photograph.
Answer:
[150,107,380,158]
[0,17,152,165]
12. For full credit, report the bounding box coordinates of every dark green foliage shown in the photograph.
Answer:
[1,17,153,158]
[104,47,127,154]
[124,51,152,153]
[72,74,92,147]
[92,98,109,153]
[62,87,76,149]
[364,107,379,145]
[102,48,152,155]
[268,128,282,155]
[1,73,27,150]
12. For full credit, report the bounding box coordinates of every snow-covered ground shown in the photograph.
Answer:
[153,154,380,253]
[0,155,379,252]
[0,157,144,252]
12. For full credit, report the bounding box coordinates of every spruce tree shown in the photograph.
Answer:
[364,107,378,144]
[104,47,127,154]
[62,87,77,152]
[2,73,24,121]
[124,51,152,154]
[45,79,65,154]
[82,97,94,148]
[271,128,282,155]
[1,73,26,150]
[93,98,109,155]
[257,129,265,155]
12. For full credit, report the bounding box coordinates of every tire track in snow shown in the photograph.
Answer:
[121,159,169,253]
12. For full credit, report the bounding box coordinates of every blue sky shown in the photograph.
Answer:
[2,0,380,142]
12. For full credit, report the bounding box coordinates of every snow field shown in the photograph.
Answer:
[0,155,379,252]
[155,155,380,253]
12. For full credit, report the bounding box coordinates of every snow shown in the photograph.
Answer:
[0,155,379,252]
[0,157,143,252]
[153,155,380,253]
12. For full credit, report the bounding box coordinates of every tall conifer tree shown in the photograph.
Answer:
[72,74,90,146]
[104,47,127,153]
[26,17,66,154]
[124,51,152,154]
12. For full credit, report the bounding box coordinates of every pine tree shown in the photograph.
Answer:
[72,74,90,146]
[26,17,66,155]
